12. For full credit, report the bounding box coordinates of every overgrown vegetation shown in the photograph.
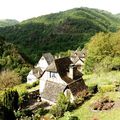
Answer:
[50,93,73,118]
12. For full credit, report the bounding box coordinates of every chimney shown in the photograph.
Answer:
[67,64,75,79]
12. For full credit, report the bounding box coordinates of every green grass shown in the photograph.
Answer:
[84,71,120,87]
[59,92,120,120]
[58,71,120,120]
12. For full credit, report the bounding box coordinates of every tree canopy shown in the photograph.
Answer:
[84,31,120,73]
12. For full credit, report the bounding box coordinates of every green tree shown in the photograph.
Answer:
[50,93,71,118]
[0,70,21,90]
[3,89,19,111]
[84,31,120,73]
[0,103,16,120]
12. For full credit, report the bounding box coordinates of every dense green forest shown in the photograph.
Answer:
[0,7,120,64]
[0,19,19,27]
[0,36,31,83]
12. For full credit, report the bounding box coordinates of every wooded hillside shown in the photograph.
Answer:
[0,7,120,64]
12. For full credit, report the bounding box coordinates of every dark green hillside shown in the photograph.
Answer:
[0,7,120,64]
[0,36,31,82]
[0,19,19,27]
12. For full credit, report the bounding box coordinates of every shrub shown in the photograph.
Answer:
[64,112,80,120]
[88,84,98,94]
[15,109,33,119]
[18,89,29,108]
[0,70,21,90]
[50,93,71,118]
[26,80,39,89]
[3,89,19,111]
[68,116,79,120]
[0,103,16,120]
[32,80,39,87]
[98,85,116,93]
[74,96,84,105]
[26,84,33,89]
[35,108,48,116]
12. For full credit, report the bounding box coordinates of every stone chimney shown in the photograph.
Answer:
[67,64,75,79]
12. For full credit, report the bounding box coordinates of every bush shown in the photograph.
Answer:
[15,109,33,119]
[35,108,48,116]
[0,103,16,120]
[32,80,39,87]
[88,84,98,94]
[68,116,79,120]
[18,89,29,108]
[64,112,80,120]
[50,93,71,118]
[26,80,39,89]
[0,70,21,90]
[74,96,84,105]
[3,89,19,111]
[26,84,33,89]
[98,85,116,93]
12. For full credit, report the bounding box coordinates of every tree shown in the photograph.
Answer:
[50,93,71,118]
[3,89,19,111]
[84,31,120,73]
[0,70,21,90]
[0,103,16,120]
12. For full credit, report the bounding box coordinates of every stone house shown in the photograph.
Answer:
[40,57,87,104]
[70,50,86,72]
[27,53,54,84]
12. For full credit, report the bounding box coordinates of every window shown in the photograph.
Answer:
[28,79,31,81]
[52,73,56,78]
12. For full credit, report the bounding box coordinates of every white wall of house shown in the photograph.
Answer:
[27,70,37,84]
[36,56,48,71]
[64,89,75,103]
[40,71,67,93]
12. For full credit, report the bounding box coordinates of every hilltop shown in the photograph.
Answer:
[0,19,19,27]
[0,7,120,64]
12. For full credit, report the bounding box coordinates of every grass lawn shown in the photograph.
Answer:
[59,92,120,120]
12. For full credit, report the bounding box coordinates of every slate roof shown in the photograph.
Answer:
[67,79,87,97]
[33,67,43,79]
[43,53,54,65]
[41,57,87,103]
[46,57,83,82]
[70,49,86,64]
[41,80,66,103]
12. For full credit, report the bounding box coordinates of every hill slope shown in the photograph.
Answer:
[0,19,19,27]
[0,7,120,63]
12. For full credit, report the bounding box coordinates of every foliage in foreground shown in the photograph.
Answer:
[59,92,120,120]
[0,103,16,120]
[3,89,19,111]
[50,93,73,118]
